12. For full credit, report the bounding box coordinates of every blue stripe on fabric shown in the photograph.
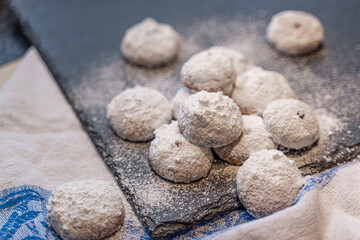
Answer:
[0,185,60,240]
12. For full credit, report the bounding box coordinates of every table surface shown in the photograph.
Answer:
[10,0,360,238]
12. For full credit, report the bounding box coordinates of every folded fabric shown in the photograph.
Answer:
[0,48,116,190]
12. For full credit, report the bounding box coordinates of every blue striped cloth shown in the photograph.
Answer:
[0,186,60,240]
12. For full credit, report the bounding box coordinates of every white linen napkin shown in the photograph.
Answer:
[0,48,117,189]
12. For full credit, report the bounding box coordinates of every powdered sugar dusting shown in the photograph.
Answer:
[236,150,303,218]
[47,180,125,240]
[74,12,358,238]
[316,108,344,136]
[149,121,213,183]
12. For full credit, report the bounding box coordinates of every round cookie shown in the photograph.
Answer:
[121,18,181,67]
[149,121,213,183]
[236,149,303,218]
[208,46,249,75]
[47,180,125,240]
[171,88,191,120]
[214,115,277,165]
[181,47,236,95]
[231,67,295,115]
[263,98,319,150]
[178,91,243,148]
[107,86,172,141]
[267,10,325,55]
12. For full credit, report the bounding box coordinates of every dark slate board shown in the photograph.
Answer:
[0,2,29,66]
[10,0,360,238]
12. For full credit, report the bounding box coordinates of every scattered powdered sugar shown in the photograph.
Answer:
[77,33,200,113]
[74,12,358,238]
[114,154,239,217]
[316,108,344,137]
[179,15,356,172]
[208,46,250,76]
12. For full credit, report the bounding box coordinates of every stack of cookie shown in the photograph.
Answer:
[107,11,324,219]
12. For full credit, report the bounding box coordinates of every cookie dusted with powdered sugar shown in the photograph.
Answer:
[267,10,325,55]
[214,115,276,165]
[171,88,191,120]
[121,18,181,67]
[47,180,125,240]
[178,91,243,148]
[208,46,249,76]
[149,121,213,183]
[181,47,236,95]
[263,98,319,150]
[236,150,303,218]
[231,67,295,115]
[107,86,172,141]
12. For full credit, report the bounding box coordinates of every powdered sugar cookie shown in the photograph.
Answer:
[236,150,303,218]
[149,121,213,183]
[208,46,249,75]
[178,91,243,148]
[121,18,181,67]
[107,86,172,141]
[263,98,319,150]
[214,115,276,165]
[171,88,191,120]
[181,47,236,95]
[267,10,325,55]
[231,67,295,115]
[47,180,124,240]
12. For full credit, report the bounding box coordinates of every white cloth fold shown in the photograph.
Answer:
[0,47,115,190]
